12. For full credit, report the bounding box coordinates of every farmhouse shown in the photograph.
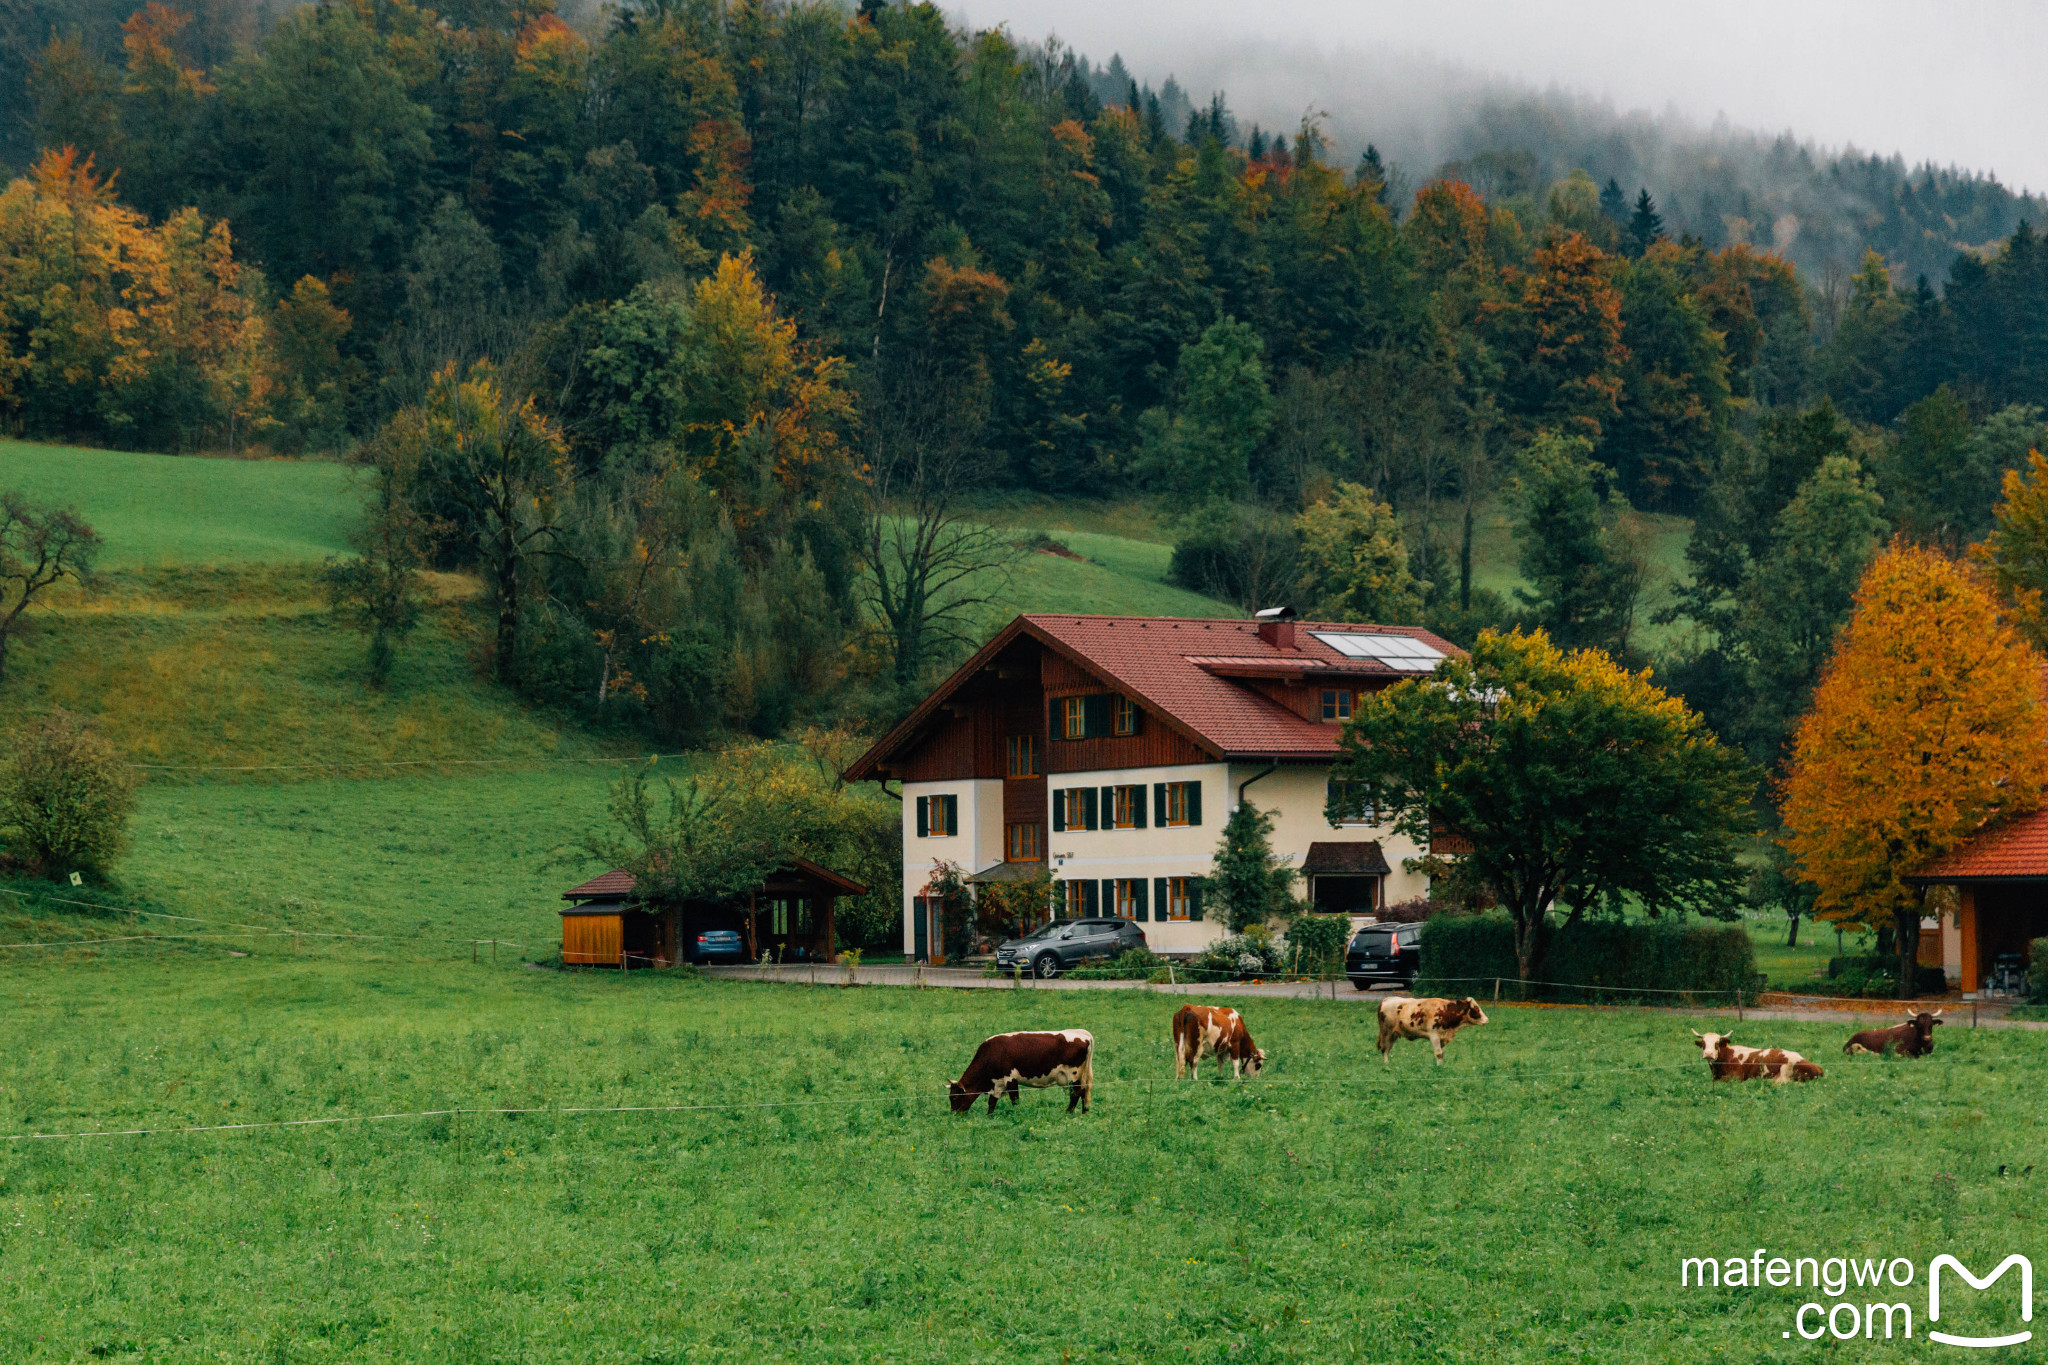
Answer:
[842,610,1460,959]
[560,859,867,967]
[1908,805,2048,994]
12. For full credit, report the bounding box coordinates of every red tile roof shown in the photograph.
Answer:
[1910,806,2048,881]
[844,614,1462,778]
[563,868,638,900]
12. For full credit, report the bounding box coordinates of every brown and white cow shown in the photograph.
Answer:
[1692,1031,1824,1083]
[1376,996,1488,1065]
[1843,1011,1943,1058]
[949,1030,1095,1114]
[1171,1005,1266,1081]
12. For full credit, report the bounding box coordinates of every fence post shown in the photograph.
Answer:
[472,940,477,964]
[1735,987,1743,1022]
[1492,977,1500,1004]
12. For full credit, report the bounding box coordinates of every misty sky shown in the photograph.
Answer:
[953,0,2045,191]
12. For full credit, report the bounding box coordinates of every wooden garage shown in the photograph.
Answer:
[560,859,868,968]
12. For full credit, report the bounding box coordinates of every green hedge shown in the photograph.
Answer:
[1418,915,1760,1004]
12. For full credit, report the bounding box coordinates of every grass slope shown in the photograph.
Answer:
[0,966,2037,1361]
[0,441,355,568]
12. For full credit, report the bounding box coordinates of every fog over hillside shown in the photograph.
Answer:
[957,6,2047,288]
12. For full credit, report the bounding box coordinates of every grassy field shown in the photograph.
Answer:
[0,441,356,569]
[1,964,2040,1361]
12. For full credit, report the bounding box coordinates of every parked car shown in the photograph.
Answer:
[691,929,745,964]
[1347,923,1421,989]
[995,918,1148,978]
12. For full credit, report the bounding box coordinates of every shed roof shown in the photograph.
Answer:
[1908,805,2048,882]
[844,613,1463,779]
[561,857,867,904]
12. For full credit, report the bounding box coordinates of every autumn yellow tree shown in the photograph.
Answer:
[1781,542,2048,997]
[1973,446,2048,649]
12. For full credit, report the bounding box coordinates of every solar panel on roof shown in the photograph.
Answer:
[1309,632,1445,672]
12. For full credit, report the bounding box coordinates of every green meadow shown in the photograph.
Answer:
[0,965,2039,1362]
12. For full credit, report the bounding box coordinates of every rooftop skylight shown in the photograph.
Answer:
[1310,632,1445,672]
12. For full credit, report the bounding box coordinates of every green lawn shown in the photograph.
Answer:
[0,441,356,568]
[0,962,2039,1361]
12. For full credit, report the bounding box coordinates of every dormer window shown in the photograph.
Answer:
[1321,688,1354,722]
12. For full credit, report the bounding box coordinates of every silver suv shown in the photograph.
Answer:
[995,919,1148,978]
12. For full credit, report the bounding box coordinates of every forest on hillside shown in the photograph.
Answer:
[6,0,2048,785]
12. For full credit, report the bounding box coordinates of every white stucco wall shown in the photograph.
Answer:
[899,778,1002,955]
[1233,762,1432,910]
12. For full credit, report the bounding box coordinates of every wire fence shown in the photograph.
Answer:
[122,751,692,775]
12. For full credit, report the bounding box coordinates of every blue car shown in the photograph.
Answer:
[691,929,745,964]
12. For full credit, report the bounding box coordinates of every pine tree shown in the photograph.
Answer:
[1246,126,1266,162]
[1357,144,1388,203]
[1208,798,1297,932]
[1627,188,1664,256]
[1599,177,1627,223]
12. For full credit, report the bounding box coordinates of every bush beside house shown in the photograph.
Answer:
[1420,915,1759,1003]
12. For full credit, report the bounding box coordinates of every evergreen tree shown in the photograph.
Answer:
[1208,798,1297,932]
[1511,432,1642,654]
[1358,144,1388,197]
[1599,177,1628,223]
[1626,188,1664,256]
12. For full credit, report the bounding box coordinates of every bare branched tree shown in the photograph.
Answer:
[858,354,1018,687]
[0,491,101,682]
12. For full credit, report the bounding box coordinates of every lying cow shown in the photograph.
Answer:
[1376,996,1488,1065]
[949,1030,1094,1114]
[1172,1004,1266,1081]
[1692,1031,1824,1083]
[1844,1010,1943,1058]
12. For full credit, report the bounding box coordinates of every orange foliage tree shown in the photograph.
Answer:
[1781,542,2048,996]
[1484,230,1628,444]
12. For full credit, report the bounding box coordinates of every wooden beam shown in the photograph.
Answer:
[1961,884,1980,994]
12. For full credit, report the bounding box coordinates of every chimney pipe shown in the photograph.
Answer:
[1255,605,1298,650]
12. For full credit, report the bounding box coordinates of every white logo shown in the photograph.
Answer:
[1929,1254,2033,1349]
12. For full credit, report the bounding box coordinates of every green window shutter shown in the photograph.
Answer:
[943,795,958,836]
[1133,878,1149,921]
[1083,787,1098,830]
[1052,789,1065,833]
[1084,693,1110,737]
[1050,699,1063,741]
[915,796,929,838]
[1100,786,1115,825]
[1154,783,1167,825]
[1082,880,1099,916]
[1132,787,1146,829]
[1101,879,1116,916]
[1187,781,1203,826]
[1188,878,1205,921]
[1154,877,1170,919]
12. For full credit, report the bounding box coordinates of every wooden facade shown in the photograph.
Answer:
[559,859,867,969]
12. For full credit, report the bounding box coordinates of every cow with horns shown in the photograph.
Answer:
[1844,1010,1944,1058]
[1692,1031,1824,1083]
[949,1030,1095,1114]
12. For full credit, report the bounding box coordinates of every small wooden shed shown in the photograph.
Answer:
[560,859,868,968]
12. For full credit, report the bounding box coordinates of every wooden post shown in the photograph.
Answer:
[472,940,478,964]
[1959,884,1980,995]
[1493,977,1500,1004]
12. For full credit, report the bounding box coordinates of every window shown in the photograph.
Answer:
[1063,880,1090,917]
[1053,786,1098,832]
[1058,696,1088,739]
[1110,784,1143,829]
[1007,734,1040,778]
[1158,780,1200,827]
[1327,780,1377,826]
[1108,878,1150,920]
[1321,688,1354,722]
[1165,876,1199,921]
[1007,822,1044,861]
[1112,695,1139,736]
[916,794,958,838]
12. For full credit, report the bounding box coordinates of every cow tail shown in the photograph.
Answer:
[1081,1037,1095,1109]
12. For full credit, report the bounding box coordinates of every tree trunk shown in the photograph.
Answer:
[1459,503,1474,611]
[1511,908,1547,995]
[1785,912,1800,948]
[493,532,520,684]
[1895,904,1922,1001]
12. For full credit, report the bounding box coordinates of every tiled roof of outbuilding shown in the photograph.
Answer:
[1909,806,2048,882]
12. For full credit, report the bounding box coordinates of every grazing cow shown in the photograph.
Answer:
[1376,996,1489,1065]
[1692,1031,1824,1083]
[1844,1010,1944,1058]
[949,1030,1094,1114]
[1172,1005,1266,1081]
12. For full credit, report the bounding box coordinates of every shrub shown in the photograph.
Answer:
[0,710,136,876]
[1418,914,1759,1003]
[1378,896,1436,924]
[2030,939,2048,1003]
[1188,932,1283,981]
[1065,947,1168,980]
[1283,913,1351,975]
